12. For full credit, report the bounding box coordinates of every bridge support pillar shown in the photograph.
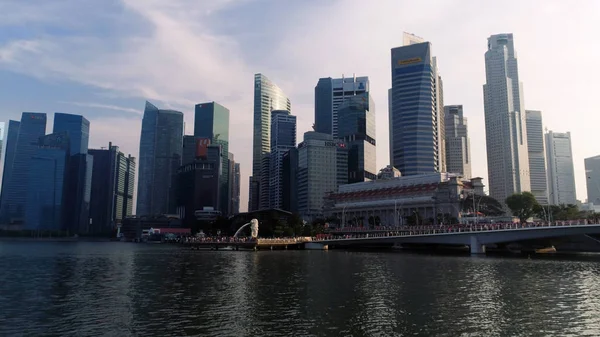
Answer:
[305,242,329,250]
[470,236,486,254]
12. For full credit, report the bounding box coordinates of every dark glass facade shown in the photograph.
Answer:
[269,111,296,209]
[137,101,183,216]
[338,93,377,183]
[1,113,47,224]
[0,120,20,212]
[25,132,69,230]
[89,143,136,234]
[194,102,230,215]
[390,42,444,175]
[282,147,299,213]
[182,135,197,166]
[175,145,221,228]
[314,78,333,135]
[53,113,90,155]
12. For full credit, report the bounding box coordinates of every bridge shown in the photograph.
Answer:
[314,222,600,253]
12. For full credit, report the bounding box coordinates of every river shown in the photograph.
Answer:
[1,242,600,336]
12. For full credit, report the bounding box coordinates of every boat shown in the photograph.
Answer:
[535,246,556,254]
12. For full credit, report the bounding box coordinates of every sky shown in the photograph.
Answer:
[1,0,599,212]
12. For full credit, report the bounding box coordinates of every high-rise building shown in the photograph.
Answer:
[390,34,445,176]
[337,92,376,183]
[585,155,600,205]
[314,75,369,138]
[483,33,530,203]
[282,148,299,213]
[249,74,291,211]
[545,131,576,205]
[175,142,222,228]
[227,153,238,214]
[444,105,472,179]
[53,113,93,233]
[232,162,241,214]
[25,132,69,230]
[0,113,46,224]
[0,122,4,181]
[195,102,231,215]
[525,110,548,205]
[89,143,136,234]
[269,110,297,209]
[182,135,198,166]
[137,101,184,216]
[297,132,347,220]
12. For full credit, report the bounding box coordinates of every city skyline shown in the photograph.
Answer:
[1,1,599,210]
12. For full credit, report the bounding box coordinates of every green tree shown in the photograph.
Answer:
[506,192,540,224]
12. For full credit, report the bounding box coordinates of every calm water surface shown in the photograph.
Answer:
[1,242,600,336]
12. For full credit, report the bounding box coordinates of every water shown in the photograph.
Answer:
[1,242,600,336]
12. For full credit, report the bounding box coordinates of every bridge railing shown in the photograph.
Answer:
[316,220,600,241]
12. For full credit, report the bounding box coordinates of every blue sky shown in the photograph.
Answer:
[1,0,599,211]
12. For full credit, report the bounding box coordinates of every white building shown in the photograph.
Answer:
[297,132,346,220]
[444,105,471,179]
[585,155,600,205]
[545,131,577,205]
[525,110,549,204]
[483,33,531,203]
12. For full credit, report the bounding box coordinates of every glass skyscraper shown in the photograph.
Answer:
[0,120,20,213]
[444,105,472,179]
[269,110,296,209]
[137,101,184,216]
[25,132,69,230]
[314,76,369,138]
[194,101,231,215]
[53,113,93,233]
[483,33,530,203]
[545,131,576,205]
[525,110,548,205]
[337,92,376,183]
[390,35,445,176]
[0,113,47,224]
[250,73,291,211]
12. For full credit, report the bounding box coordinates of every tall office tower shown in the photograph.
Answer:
[525,110,548,205]
[444,105,472,179]
[195,102,230,215]
[89,143,136,234]
[0,122,4,179]
[25,132,70,230]
[137,101,184,216]
[337,93,376,183]
[585,155,600,205]
[483,33,531,203]
[227,153,237,214]
[175,143,222,228]
[232,162,241,214]
[182,135,197,165]
[297,132,347,220]
[282,148,299,213]
[0,113,46,224]
[249,73,291,211]
[545,131,576,205]
[269,110,297,209]
[53,113,93,233]
[0,121,20,212]
[390,33,445,176]
[314,75,369,138]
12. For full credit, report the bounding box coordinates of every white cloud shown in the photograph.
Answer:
[59,101,141,115]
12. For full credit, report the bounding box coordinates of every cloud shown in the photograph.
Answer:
[59,101,142,115]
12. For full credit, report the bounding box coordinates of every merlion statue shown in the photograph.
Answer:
[250,219,259,238]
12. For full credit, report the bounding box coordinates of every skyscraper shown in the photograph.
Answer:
[53,113,93,233]
[89,143,135,234]
[545,131,576,205]
[444,105,472,179]
[269,110,297,209]
[483,33,530,203]
[525,110,548,205]
[314,76,369,138]
[25,132,69,230]
[0,113,46,224]
[0,122,4,181]
[227,153,237,214]
[194,102,231,215]
[390,34,445,176]
[232,162,241,214]
[298,132,347,220]
[585,155,600,205]
[249,74,291,211]
[337,92,376,183]
[137,101,184,216]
